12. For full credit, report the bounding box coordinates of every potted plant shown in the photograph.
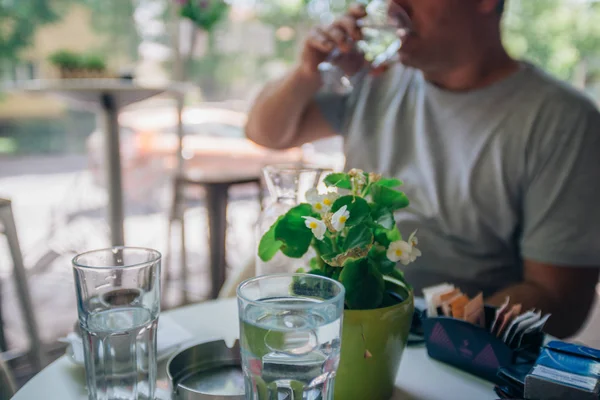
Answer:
[81,54,107,75]
[48,50,108,78]
[258,168,420,400]
[176,0,229,31]
[48,50,82,78]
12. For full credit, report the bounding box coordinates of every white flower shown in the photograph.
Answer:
[348,168,366,185]
[331,205,350,232]
[303,217,326,240]
[409,246,422,263]
[321,193,338,211]
[387,240,413,265]
[408,230,418,247]
[406,230,421,262]
[306,188,327,213]
[387,231,421,265]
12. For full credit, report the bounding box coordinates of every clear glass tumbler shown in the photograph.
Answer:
[237,273,345,400]
[319,0,412,94]
[256,165,332,276]
[72,247,161,400]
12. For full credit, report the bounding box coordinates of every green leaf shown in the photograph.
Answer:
[274,204,314,258]
[386,270,411,290]
[343,225,373,252]
[371,185,410,210]
[324,173,352,189]
[308,269,327,277]
[340,258,385,310]
[321,253,337,264]
[331,195,371,227]
[315,235,334,256]
[331,269,341,281]
[258,216,283,261]
[368,246,396,274]
[321,247,370,268]
[371,205,395,230]
[374,226,402,247]
[375,178,403,188]
[388,268,405,282]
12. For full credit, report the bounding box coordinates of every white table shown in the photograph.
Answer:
[12,299,496,399]
[10,79,190,246]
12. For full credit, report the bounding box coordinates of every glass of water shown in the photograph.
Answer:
[72,247,161,400]
[319,0,412,93]
[237,273,345,400]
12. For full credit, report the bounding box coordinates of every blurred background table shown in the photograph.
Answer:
[12,298,496,400]
[11,79,190,246]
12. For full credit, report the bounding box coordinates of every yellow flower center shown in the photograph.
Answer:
[339,216,348,223]
[323,198,332,206]
[395,249,403,256]
[309,222,318,229]
[315,203,323,210]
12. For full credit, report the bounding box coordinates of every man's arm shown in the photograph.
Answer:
[487,260,599,338]
[246,68,337,150]
[487,92,600,339]
[246,5,366,149]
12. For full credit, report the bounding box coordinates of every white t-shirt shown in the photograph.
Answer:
[316,62,600,296]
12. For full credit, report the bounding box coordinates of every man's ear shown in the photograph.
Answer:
[477,0,503,15]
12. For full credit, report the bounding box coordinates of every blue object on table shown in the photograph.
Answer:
[421,306,543,384]
[525,341,600,400]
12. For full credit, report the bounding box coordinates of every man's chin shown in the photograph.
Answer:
[398,52,418,68]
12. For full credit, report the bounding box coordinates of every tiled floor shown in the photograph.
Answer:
[1,154,599,386]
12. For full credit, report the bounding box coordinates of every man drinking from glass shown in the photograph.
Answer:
[245,0,600,338]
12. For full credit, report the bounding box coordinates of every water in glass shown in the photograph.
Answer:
[238,274,345,400]
[81,307,158,400]
[358,25,403,64]
[73,247,161,400]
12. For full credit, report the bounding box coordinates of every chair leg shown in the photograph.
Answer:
[0,201,45,372]
[205,183,229,300]
[164,179,180,291]
[0,279,6,352]
[180,214,189,305]
[162,218,173,309]
[0,355,17,399]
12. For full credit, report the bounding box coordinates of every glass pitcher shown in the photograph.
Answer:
[256,165,332,275]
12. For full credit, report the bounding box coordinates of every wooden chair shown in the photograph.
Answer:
[0,199,45,372]
[164,172,262,304]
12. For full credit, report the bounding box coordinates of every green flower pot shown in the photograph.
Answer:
[334,279,414,400]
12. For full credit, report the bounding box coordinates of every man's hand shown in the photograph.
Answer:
[300,4,368,80]
[487,260,599,338]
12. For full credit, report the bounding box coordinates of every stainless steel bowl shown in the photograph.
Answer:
[167,339,245,400]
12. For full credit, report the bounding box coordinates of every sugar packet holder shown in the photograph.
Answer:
[421,305,544,384]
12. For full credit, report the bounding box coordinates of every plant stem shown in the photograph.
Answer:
[362,182,372,197]
[331,233,339,253]
[312,239,325,271]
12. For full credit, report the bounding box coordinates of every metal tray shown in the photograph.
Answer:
[167,339,245,400]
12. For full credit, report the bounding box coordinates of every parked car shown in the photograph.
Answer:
[86,106,305,207]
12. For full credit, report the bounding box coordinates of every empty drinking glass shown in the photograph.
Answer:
[319,0,412,93]
[237,273,345,400]
[256,165,332,276]
[72,247,161,400]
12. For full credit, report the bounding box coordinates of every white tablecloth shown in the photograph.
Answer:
[12,299,496,400]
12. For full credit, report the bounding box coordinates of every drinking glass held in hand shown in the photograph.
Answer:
[72,247,161,400]
[318,0,412,93]
[237,274,345,400]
